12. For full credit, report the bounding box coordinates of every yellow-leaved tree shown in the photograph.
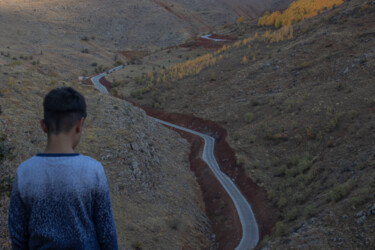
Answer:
[258,0,343,28]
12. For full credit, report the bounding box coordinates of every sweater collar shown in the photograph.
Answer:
[36,153,80,157]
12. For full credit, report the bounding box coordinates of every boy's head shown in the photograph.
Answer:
[42,87,87,136]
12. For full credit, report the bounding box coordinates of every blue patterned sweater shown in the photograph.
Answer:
[8,154,118,250]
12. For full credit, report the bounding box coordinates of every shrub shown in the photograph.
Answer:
[329,183,352,202]
[326,113,342,132]
[296,155,313,174]
[275,221,286,236]
[358,3,369,14]
[349,187,371,206]
[233,131,240,141]
[114,60,123,66]
[303,205,317,218]
[242,56,248,64]
[8,77,16,85]
[292,192,308,204]
[277,197,287,209]
[237,16,245,23]
[275,165,287,177]
[366,97,375,107]
[248,134,256,144]
[131,241,143,250]
[285,167,299,178]
[260,235,270,246]
[244,112,254,123]
[285,207,298,221]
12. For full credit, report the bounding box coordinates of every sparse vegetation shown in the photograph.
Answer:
[329,182,353,202]
[303,205,317,218]
[326,113,342,132]
[0,134,13,198]
[285,207,298,221]
[258,0,344,27]
[275,221,286,236]
[244,112,254,123]
[237,16,245,23]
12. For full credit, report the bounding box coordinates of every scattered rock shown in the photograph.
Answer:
[356,216,366,226]
[356,210,365,218]
[367,204,375,216]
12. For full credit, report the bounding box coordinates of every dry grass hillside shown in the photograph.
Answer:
[114,0,375,248]
[0,63,211,249]
[0,0,292,79]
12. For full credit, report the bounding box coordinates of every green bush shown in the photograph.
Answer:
[244,112,254,123]
[329,183,352,202]
[285,207,298,221]
[275,221,286,236]
[366,97,375,107]
[277,197,287,209]
[326,113,342,132]
[296,156,313,174]
[292,192,307,204]
[285,167,299,178]
[303,205,317,218]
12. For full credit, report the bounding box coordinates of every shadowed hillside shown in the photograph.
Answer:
[109,0,375,248]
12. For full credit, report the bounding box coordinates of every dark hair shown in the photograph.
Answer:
[43,87,87,135]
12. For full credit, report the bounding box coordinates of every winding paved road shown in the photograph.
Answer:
[90,65,124,94]
[90,67,259,249]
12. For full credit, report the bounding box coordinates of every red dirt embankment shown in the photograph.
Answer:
[119,51,148,59]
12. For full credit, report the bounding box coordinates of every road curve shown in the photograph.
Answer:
[90,65,124,94]
[154,118,259,250]
[90,69,259,249]
[201,34,228,42]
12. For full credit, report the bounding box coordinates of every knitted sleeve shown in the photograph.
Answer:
[8,174,29,249]
[93,164,119,250]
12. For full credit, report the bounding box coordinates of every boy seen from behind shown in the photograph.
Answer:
[8,87,118,249]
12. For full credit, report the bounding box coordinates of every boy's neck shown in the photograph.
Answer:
[44,134,75,154]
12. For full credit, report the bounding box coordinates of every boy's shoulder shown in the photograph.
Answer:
[17,154,104,174]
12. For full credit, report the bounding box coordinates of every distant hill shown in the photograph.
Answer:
[0,0,292,76]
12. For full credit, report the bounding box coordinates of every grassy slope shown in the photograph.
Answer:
[119,0,375,248]
[0,0,293,80]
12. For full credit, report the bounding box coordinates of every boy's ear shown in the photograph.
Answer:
[40,119,48,134]
[75,117,85,133]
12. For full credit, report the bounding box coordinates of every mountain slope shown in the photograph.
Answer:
[0,0,292,77]
[110,0,375,248]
